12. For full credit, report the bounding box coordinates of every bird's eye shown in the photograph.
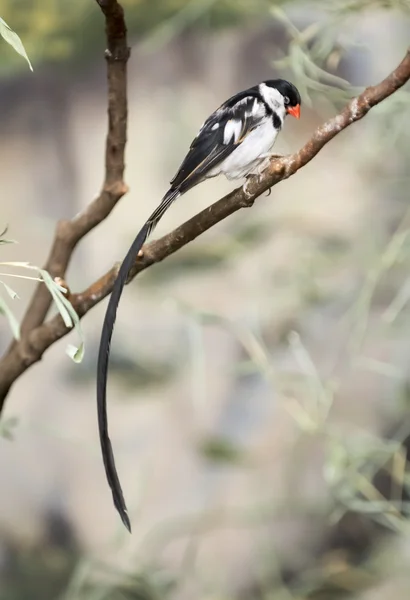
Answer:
[284,96,290,105]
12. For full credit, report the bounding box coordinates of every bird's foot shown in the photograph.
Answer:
[258,153,282,161]
[253,159,271,182]
[256,162,268,181]
[249,154,279,181]
[244,153,283,193]
[243,176,257,199]
[256,154,282,176]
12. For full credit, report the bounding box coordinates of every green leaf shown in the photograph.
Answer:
[0,415,19,440]
[0,225,16,245]
[0,259,85,360]
[199,435,244,464]
[0,261,31,268]
[0,294,20,339]
[0,235,84,358]
[66,342,85,364]
[39,269,85,363]
[0,279,19,299]
[0,17,33,71]
[39,269,72,325]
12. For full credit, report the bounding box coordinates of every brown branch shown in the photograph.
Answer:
[0,49,409,409]
[17,0,129,340]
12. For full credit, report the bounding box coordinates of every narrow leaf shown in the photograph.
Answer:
[66,343,85,364]
[0,272,42,282]
[0,261,32,268]
[0,279,19,299]
[0,17,33,71]
[39,269,85,363]
[0,415,19,440]
[40,270,73,328]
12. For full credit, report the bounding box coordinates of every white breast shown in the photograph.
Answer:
[215,118,279,180]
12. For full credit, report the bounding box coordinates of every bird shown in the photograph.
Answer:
[97,79,301,532]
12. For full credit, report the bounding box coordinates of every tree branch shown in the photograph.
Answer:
[17,0,129,340]
[0,48,409,409]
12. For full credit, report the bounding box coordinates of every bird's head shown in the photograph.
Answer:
[262,79,301,119]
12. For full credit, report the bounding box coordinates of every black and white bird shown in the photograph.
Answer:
[97,78,301,532]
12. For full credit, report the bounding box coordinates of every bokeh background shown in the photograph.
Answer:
[1,1,410,599]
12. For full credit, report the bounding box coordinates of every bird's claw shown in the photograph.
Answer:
[259,153,282,161]
[243,177,254,199]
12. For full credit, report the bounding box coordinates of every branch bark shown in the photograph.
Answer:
[0,47,409,410]
[17,0,129,339]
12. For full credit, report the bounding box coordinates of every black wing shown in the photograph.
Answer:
[170,87,265,193]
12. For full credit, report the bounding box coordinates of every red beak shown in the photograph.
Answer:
[287,104,300,119]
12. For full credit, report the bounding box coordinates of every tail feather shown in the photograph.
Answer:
[97,188,180,532]
[146,189,180,238]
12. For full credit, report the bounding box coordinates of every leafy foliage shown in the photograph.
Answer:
[0,229,84,362]
[0,15,32,70]
[0,0,271,72]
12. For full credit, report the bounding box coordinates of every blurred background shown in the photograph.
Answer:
[0,1,410,599]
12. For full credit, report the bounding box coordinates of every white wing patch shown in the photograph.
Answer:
[252,98,266,118]
[235,97,251,107]
[223,119,242,144]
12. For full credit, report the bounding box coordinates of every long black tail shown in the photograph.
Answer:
[97,188,180,532]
